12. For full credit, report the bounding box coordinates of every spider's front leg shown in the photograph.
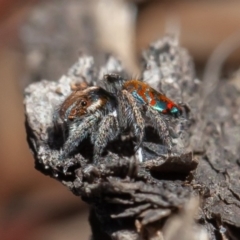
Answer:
[144,105,172,151]
[93,111,120,164]
[118,90,145,151]
[59,112,101,160]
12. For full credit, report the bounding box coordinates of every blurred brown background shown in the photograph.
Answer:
[1,0,240,239]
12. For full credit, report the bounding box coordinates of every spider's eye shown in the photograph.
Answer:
[81,100,87,107]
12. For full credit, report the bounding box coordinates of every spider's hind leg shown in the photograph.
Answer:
[145,105,173,151]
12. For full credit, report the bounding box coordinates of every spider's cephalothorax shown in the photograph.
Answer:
[55,86,119,162]
[103,73,183,151]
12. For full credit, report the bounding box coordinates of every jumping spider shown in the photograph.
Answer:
[55,74,183,164]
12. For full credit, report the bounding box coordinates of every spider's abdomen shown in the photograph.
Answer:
[123,80,182,117]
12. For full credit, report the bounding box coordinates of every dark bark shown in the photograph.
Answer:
[24,35,240,240]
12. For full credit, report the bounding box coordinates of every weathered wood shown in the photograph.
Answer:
[24,35,240,240]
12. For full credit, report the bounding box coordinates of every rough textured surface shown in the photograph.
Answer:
[24,35,240,240]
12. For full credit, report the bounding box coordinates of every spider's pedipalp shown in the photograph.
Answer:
[120,90,145,151]
[59,112,101,160]
[145,105,172,150]
[93,111,120,163]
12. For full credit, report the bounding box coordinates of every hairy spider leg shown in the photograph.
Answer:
[103,73,125,94]
[93,111,120,163]
[145,105,172,149]
[120,90,145,151]
[59,112,102,160]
